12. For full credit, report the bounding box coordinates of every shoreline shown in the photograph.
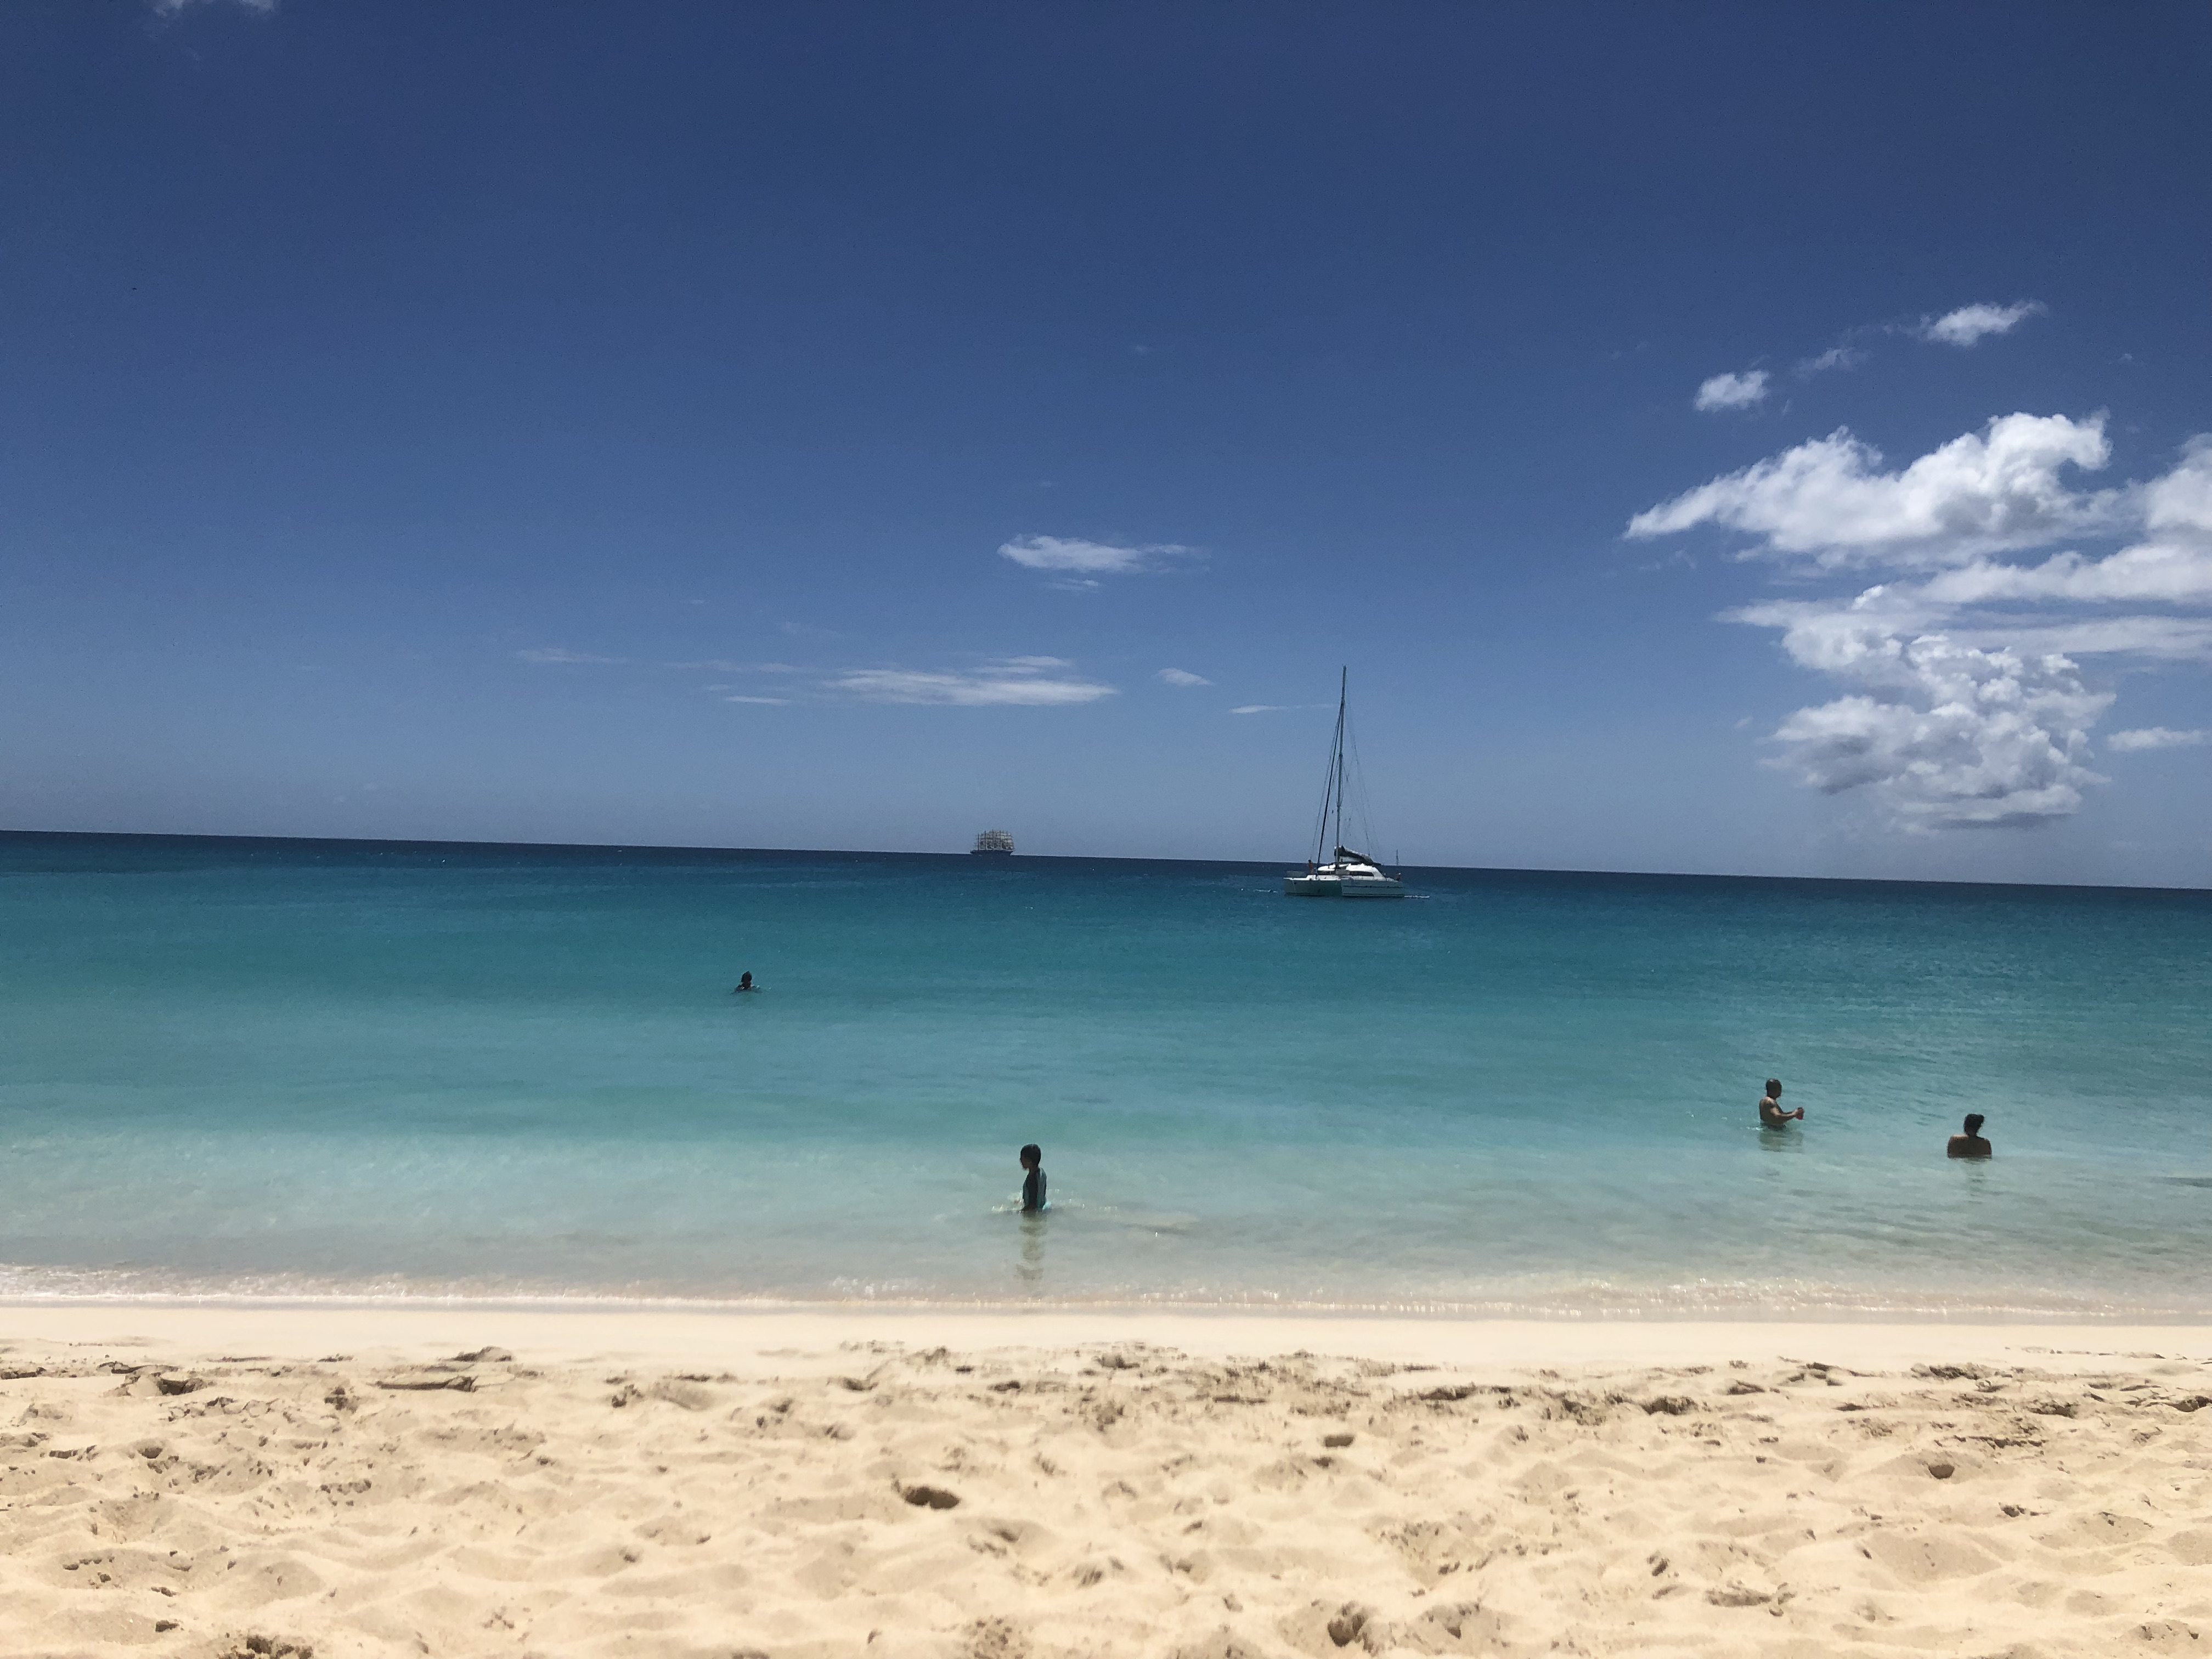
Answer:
[8,1300,2210,1373]
[8,1283,2210,1324]
[17,1291,2212,1336]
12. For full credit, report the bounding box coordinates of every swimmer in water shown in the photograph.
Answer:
[1947,1112,1992,1159]
[731,972,759,994]
[1758,1078,1803,1127]
[1019,1143,1047,1213]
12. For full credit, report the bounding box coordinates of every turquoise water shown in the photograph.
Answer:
[2,832,2209,1317]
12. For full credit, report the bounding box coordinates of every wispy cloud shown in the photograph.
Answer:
[828,657,1115,707]
[997,535,1194,580]
[1693,370,1769,413]
[1231,704,1289,715]
[1945,616,2212,662]
[1795,345,1864,377]
[1697,297,2041,403]
[1920,301,2046,348]
[516,647,622,664]
[1632,420,2212,830]
[1156,668,1211,687]
[722,695,791,707]
[151,0,275,14]
[2107,726,2209,752]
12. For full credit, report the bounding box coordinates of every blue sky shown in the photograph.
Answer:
[4,2,2208,884]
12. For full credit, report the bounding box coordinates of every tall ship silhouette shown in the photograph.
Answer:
[970,830,1015,857]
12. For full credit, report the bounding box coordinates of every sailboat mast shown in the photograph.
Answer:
[1331,667,1346,856]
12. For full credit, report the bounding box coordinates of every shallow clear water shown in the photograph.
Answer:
[2,832,2208,1317]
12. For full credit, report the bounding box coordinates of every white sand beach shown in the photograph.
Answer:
[4,1305,2209,1658]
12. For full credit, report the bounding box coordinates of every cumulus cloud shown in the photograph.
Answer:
[1907,438,2212,613]
[1156,668,1211,687]
[1693,370,1769,412]
[517,647,621,664]
[997,535,1192,577]
[1921,301,2046,347]
[2107,726,2209,752]
[828,658,1115,707]
[1628,413,2125,568]
[1637,417,2212,830]
[1767,630,2109,829]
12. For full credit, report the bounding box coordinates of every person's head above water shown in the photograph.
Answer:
[1019,1143,1041,1170]
[738,972,752,988]
[1765,1079,1783,1098]
[1963,1113,1985,1138]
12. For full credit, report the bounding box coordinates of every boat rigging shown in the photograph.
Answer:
[1284,669,1407,899]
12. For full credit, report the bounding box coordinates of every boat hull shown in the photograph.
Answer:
[1283,872,1406,898]
[1338,877,1406,898]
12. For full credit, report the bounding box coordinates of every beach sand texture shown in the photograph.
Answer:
[4,1323,2210,1659]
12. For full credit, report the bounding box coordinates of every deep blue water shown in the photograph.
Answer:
[2,832,2208,1316]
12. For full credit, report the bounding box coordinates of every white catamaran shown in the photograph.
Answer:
[1284,670,1407,899]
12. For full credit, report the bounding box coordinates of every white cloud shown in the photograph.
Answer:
[152,0,275,13]
[828,659,1115,707]
[1156,668,1211,687]
[2107,726,2210,752]
[2148,436,2212,535]
[1899,439,2212,610]
[1639,419,2212,830]
[1796,346,1864,377]
[1921,301,2046,347]
[1931,616,2212,664]
[1767,630,2109,830]
[1920,543,2212,607]
[997,535,1193,576]
[1693,370,1769,412]
[1628,413,2123,568]
[1231,704,1288,715]
[723,696,790,706]
[517,647,621,664]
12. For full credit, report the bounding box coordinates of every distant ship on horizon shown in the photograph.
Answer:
[970,830,1015,856]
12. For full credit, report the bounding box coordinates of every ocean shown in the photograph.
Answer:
[2,831,2208,1318]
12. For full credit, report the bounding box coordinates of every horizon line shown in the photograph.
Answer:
[2,826,2204,898]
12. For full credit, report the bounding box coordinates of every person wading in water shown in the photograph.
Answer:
[1758,1079,1803,1127]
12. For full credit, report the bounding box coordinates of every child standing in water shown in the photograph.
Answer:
[1019,1143,1047,1213]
